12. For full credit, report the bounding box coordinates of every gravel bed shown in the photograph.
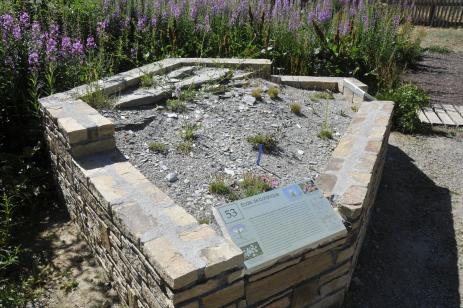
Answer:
[101,78,354,231]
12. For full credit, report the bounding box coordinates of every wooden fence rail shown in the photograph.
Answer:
[388,0,463,27]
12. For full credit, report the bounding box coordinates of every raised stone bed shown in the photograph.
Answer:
[39,58,393,308]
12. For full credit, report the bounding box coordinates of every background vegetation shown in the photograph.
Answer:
[0,0,422,304]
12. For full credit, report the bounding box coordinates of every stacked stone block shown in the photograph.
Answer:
[40,59,392,308]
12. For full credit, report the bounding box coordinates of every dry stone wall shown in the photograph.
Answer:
[40,58,393,308]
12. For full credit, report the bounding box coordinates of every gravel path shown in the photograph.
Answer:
[103,78,353,229]
[345,131,463,307]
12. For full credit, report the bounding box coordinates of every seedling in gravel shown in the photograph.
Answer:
[318,104,333,140]
[240,174,273,197]
[198,217,211,224]
[177,141,193,154]
[167,99,187,113]
[267,86,279,99]
[148,142,167,154]
[339,109,348,117]
[290,102,302,115]
[351,103,359,112]
[181,123,201,141]
[251,87,263,100]
[310,91,334,101]
[247,134,278,152]
[209,178,232,196]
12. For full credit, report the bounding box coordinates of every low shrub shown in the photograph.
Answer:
[267,86,279,99]
[167,99,187,113]
[240,174,272,197]
[377,83,429,133]
[251,88,262,100]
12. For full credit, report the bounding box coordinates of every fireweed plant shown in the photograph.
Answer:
[0,0,420,302]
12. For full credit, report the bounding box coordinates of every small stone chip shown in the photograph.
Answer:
[166,172,178,182]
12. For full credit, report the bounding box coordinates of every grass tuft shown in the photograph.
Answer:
[177,141,193,154]
[290,102,302,115]
[209,178,232,196]
[246,134,278,152]
[251,88,262,100]
[167,99,187,113]
[148,142,167,154]
[240,174,272,197]
[181,123,201,141]
[267,86,279,99]
[310,91,334,101]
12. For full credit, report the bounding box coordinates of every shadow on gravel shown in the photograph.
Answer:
[344,144,460,308]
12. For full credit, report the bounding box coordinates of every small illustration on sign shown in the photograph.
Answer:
[241,242,263,260]
[282,184,303,200]
[229,223,247,240]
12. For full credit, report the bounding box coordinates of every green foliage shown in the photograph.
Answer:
[209,179,232,196]
[148,142,167,154]
[267,86,279,99]
[290,103,302,115]
[310,91,334,101]
[60,279,79,294]
[318,104,333,140]
[246,134,278,152]
[181,123,201,141]
[240,174,272,197]
[177,141,193,154]
[140,74,155,88]
[167,99,187,113]
[377,83,429,133]
[251,88,262,100]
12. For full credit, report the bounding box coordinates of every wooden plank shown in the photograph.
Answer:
[433,105,455,125]
[442,104,463,126]
[422,107,443,125]
[418,109,430,123]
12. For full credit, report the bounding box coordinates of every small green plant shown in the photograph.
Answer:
[60,279,79,294]
[167,99,187,113]
[246,134,278,152]
[339,109,348,117]
[240,174,272,197]
[290,102,302,115]
[198,217,211,224]
[148,142,167,154]
[310,91,334,101]
[181,123,201,141]
[267,86,279,99]
[424,45,451,54]
[351,104,359,112]
[177,85,201,102]
[209,178,232,196]
[251,88,262,100]
[140,73,155,88]
[377,83,429,133]
[83,83,112,109]
[318,104,333,140]
[177,141,193,154]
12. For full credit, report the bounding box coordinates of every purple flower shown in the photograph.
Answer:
[137,16,147,32]
[19,12,30,27]
[72,39,84,55]
[151,16,158,28]
[46,37,57,61]
[169,0,180,19]
[97,20,108,34]
[1,14,14,31]
[12,24,21,40]
[86,36,97,49]
[28,51,39,70]
[204,14,210,33]
[307,11,315,24]
[130,47,137,59]
[61,36,72,56]
[362,14,369,28]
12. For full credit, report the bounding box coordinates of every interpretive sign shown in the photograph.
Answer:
[213,180,347,271]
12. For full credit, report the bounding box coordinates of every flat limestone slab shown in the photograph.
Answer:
[113,86,172,108]
[213,181,346,273]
